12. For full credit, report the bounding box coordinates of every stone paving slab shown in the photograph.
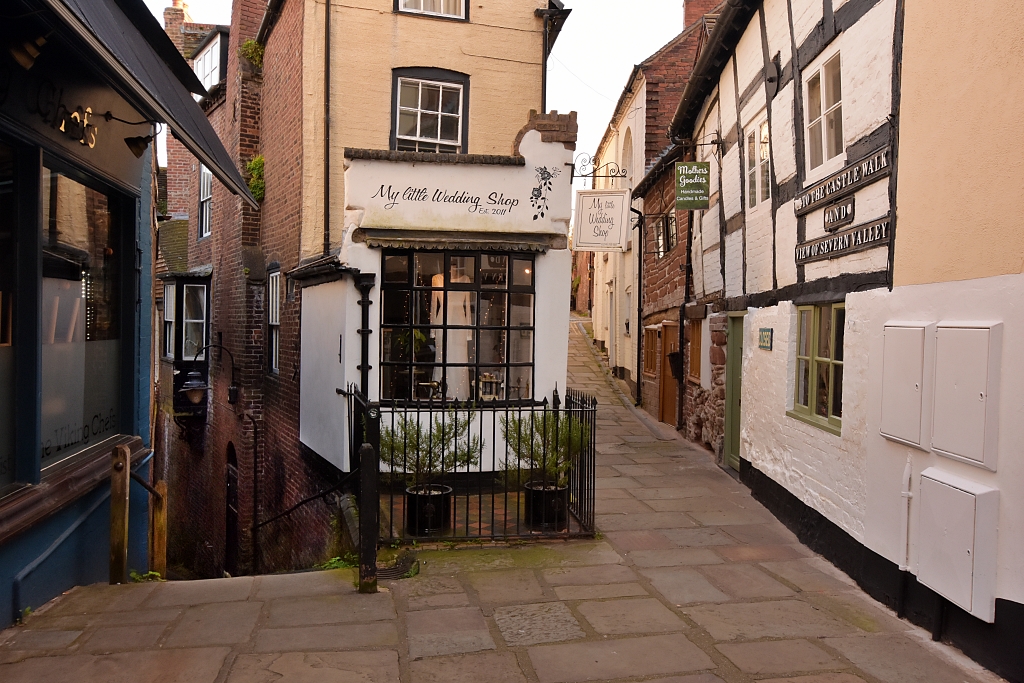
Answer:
[410,651,528,683]
[493,602,585,646]
[528,633,715,683]
[715,639,840,674]
[253,622,399,652]
[577,597,687,634]
[226,651,399,683]
[164,601,262,648]
[1,647,231,683]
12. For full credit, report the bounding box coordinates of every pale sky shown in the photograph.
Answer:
[145,0,690,184]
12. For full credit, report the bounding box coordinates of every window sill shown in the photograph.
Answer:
[0,435,149,545]
[786,410,841,437]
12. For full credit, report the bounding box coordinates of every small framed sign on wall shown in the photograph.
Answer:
[758,327,774,350]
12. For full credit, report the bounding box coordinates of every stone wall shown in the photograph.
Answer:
[683,311,726,456]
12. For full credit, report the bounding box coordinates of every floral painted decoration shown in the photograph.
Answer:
[530,166,561,220]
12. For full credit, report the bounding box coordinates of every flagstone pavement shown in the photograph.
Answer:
[0,320,1003,683]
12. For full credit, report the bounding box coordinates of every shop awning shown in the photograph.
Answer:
[44,0,258,208]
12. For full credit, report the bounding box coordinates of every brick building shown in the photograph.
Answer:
[157,0,574,578]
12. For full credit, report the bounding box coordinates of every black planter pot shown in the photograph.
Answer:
[524,481,568,530]
[405,484,452,536]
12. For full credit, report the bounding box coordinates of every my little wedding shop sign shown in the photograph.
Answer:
[345,135,570,235]
[571,189,631,252]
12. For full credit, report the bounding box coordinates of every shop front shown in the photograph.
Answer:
[0,0,253,627]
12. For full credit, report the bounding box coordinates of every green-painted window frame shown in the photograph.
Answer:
[787,302,844,435]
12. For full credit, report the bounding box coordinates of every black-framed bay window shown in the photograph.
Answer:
[159,275,211,415]
[0,142,14,491]
[381,250,535,403]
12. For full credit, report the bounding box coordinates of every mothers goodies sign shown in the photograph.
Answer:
[675,162,710,210]
[572,189,630,252]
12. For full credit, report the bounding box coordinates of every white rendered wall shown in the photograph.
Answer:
[741,272,1024,606]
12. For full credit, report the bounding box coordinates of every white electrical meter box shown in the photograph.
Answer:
[880,322,935,449]
[931,323,1002,470]
[916,467,998,622]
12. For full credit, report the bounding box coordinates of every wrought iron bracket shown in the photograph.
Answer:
[565,153,629,182]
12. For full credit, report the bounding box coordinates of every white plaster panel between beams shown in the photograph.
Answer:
[805,179,890,242]
[802,242,889,281]
[770,82,797,184]
[735,19,765,101]
[725,230,743,298]
[722,147,744,220]
[791,0,823,47]
[703,248,723,294]
[702,205,721,250]
[837,0,896,148]
[719,61,738,134]
[692,220,706,299]
[741,303,869,541]
[775,208,799,288]
[764,0,793,65]
[745,210,774,294]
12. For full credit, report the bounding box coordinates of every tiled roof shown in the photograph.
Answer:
[158,219,189,274]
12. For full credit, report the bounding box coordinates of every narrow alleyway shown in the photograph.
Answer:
[0,323,1001,683]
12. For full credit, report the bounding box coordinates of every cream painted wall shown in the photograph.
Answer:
[300,0,546,261]
[894,0,1024,286]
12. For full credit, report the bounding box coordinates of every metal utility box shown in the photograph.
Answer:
[931,323,1002,470]
[880,322,935,449]
[916,467,999,622]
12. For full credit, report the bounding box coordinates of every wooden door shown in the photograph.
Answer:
[724,315,744,471]
[660,322,679,424]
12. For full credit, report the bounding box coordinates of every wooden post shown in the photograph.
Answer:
[110,444,131,584]
[150,480,167,578]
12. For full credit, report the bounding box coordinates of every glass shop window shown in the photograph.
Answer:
[380,251,536,402]
[0,142,14,490]
[40,168,121,467]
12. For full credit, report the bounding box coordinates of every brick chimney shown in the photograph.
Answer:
[684,0,723,28]
[163,2,186,53]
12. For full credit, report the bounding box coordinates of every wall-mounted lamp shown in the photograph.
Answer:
[176,343,240,408]
[104,112,160,159]
[9,35,47,70]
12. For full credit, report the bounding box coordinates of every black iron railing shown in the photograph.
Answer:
[347,386,597,542]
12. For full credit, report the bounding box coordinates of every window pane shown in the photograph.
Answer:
[479,292,507,326]
[666,216,677,250]
[400,81,419,108]
[833,307,845,362]
[438,144,459,154]
[414,366,443,400]
[807,73,822,121]
[809,121,824,169]
[382,328,411,362]
[440,115,459,141]
[0,142,13,487]
[446,291,476,327]
[445,328,475,364]
[421,85,440,112]
[420,113,439,140]
[442,0,462,17]
[815,361,829,417]
[481,255,507,288]
[479,329,506,364]
[759,121,770,161]
[396,139,418,152]
[382,365,407,401]
[747,132,756,172]
[824,56,842,109]
[449,255,475,284]
[441,88,460,114]
[383,291,410,325]
[40,170,122,468]
[826,106,844,160]
[413,328,437,363]
[817,305,832,359]
[512,260,533,287]
[748,168,756,209]
[163,284,175,321]
[477,367,505,401]
[184,322,204,359]
[510,329,533,363]
[398,111,417,137]
[761,160,771,203]
[798,309,811,357]
[510,293,533,327]
[508,366,532,400]
[831,364,843,418]
[414,252,444,287]
[184,285,206,322]
[797,358,810,407]
[444,365,473,400]
[384,254,409,283]
[423,0,440,12]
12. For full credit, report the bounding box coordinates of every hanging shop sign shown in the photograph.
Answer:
[795,214,890,265]
[675,161,711,210]
[823,196,855,232]
[572,189,630,252]
[794,146,890,216]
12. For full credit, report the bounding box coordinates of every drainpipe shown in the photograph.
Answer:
[355,273,376,397]
[540,12,549,112]
[323,0,331,257]
[631,207,644,406]
[896,453,913,617]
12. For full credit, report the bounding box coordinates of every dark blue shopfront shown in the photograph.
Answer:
[0,0,254,629]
